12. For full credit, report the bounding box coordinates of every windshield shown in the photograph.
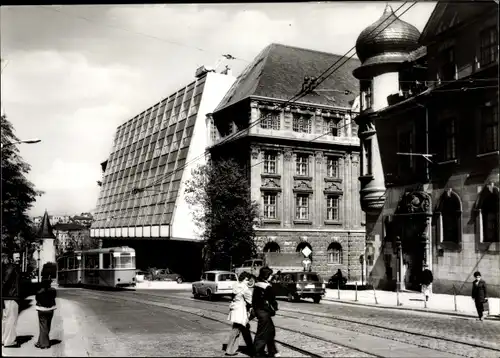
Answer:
[218,273,237,281]
[299,273,320,282]
[114,253,136,269]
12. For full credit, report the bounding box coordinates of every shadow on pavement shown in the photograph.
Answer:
[221,343,253,356]
[84,286,136,292]
[18,299,33,314]
[50,339,62,347]
[16,335,34,346]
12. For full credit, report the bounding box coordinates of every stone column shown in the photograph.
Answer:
[283,149,293,228]
[421,215,432,270]
[357,115,386,214]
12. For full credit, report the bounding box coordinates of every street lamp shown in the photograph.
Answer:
[1,139,42,149]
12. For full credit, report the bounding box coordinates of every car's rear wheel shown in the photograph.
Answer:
[176,277,183,284]
[313,295,321,304]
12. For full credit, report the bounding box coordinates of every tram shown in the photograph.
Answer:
[57,246,136,288]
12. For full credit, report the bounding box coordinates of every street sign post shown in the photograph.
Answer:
[301,246,312,258]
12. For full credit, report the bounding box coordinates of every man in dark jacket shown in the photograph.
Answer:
[252,266,279,358]
[471,271,488,321]
[2,253,20,347]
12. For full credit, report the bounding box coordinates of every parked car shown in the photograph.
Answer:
[192,270,238,301]
[152,268,184,283]
[327,273,347,289]
[270,271,325,303]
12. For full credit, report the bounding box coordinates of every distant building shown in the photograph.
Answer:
[90,66,236,280]
[353,4,499,294]
[71,213,93,227]
[53,222,90,253]
[208,43,365,281]
[32,214,72,226]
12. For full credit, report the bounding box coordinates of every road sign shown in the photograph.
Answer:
[301,246,312,258]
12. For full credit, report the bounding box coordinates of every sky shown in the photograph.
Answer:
[0,2,437,217]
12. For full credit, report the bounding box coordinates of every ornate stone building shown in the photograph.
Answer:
[208,43,366,282]
[353,4,499,295]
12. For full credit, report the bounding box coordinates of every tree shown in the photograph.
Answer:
[185,158,259,270]
[55,229,99,257]
[1,114,43,253]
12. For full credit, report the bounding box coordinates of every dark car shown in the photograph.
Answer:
[270,271,325,304]
[152,268,184,283]
[327,273,347,289]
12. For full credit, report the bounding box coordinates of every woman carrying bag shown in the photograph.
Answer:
[225,272,255,356]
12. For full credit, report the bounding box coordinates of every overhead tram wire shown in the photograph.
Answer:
[216,2,414,149]
[96,1,415,223]
[96,2,418,222]
[38,5,249,63]
[96,1,414,223]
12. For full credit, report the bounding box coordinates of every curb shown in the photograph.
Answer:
[322,296,482,319]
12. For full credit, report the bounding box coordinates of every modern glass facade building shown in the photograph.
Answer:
[90,69,235,247]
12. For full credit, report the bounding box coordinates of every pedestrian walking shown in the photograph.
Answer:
[420,268,433,302]
[225,271,254,357]
[35,276,57,349]
[471,271,488,321]
[2,253,20,348]
[252,266,280,358]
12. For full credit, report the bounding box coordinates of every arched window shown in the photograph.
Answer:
[263,241,281,253]
[438,190,462,243]
[327,242,343,264]
[296,241,313,261]
[480,186,499,243]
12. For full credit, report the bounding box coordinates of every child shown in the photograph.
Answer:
[34,276,57,349]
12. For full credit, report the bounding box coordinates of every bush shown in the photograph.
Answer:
[41,262,57,279]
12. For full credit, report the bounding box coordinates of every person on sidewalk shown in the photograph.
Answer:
[224,271,255,357]
[35,276,57,349]
[420,268,433,302]
[2,253,20,348]
[252,266,280,358]
[471,271,488,321]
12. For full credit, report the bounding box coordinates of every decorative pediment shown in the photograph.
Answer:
[283,150,293,161]
[262,178,280,189]
[294,180,313,191]
[324,182,343,194]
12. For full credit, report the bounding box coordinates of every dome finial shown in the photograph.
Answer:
[383,3,394,15]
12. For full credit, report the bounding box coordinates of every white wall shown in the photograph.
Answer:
[171,72,236,240]
[40,239,56,268]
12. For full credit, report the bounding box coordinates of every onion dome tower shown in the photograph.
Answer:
[352,4,422,215]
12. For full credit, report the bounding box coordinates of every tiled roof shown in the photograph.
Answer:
[214,43,360,113]
[37,210,56,239]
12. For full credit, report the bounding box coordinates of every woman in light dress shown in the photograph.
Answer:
[225,271,255,356]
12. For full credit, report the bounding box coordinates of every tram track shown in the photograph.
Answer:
[129,290,500,358]
[63,289,377,357]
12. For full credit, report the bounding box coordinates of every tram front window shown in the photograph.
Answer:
[114,254,136,269]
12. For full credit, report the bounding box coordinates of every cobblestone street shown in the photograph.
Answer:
[9,287,494,358]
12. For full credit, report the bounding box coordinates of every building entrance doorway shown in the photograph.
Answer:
[399,217,426,291]
[393,190,433,292]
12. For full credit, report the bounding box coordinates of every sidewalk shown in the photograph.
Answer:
[2,296,89,357]
[323,288,500,319]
